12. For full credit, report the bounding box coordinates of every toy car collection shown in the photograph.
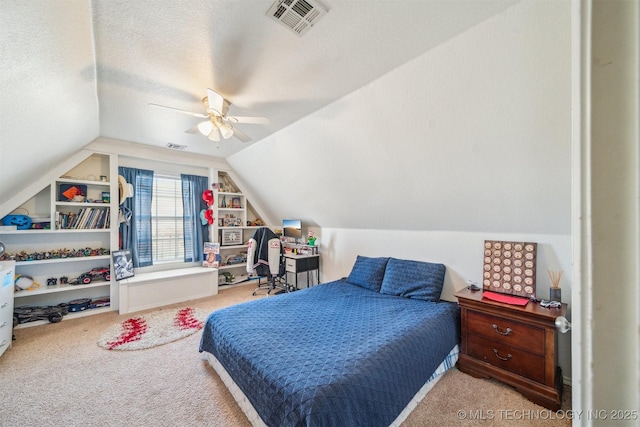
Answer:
[0,247,109,262]
[13,296,110,327]
[13,304,68,326]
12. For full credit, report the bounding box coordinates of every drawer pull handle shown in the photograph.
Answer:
[0,302,7,308]
[492,324,512,336]
[0,340,6,348]
[493,349,512,361]
[0,321,6,328]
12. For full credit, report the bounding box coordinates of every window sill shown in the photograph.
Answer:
[118,266,217,285]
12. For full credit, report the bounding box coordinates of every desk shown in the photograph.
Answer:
[284,254,320,289]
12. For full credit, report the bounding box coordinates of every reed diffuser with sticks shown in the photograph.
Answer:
[548,269,563,301]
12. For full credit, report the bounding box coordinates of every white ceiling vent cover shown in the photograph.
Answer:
[267,0,328,36]
[166,143,187,150]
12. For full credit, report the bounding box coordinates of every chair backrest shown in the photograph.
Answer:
[247,227,285,277]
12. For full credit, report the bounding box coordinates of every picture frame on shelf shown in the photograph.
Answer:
[112,249,134,281]
[221,229,243,246]
[231,197,241,208]
[203,242,220,268]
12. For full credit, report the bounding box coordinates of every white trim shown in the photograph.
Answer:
[571,0,589,418]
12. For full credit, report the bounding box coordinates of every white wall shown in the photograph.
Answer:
[229,0,572,235]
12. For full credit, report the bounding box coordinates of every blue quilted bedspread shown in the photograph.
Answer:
[199,280,460,426]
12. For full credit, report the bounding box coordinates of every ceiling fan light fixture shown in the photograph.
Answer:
[197,120,214,136]
[151,88,266,143]
[219,123,234,139]
[207,127,221,142]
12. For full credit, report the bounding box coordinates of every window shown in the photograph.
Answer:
[151,174,184,263]
[119,166,208,269]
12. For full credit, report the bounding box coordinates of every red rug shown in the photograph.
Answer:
[98,307,207,351]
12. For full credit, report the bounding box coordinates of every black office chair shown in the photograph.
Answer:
[247,227,287,295]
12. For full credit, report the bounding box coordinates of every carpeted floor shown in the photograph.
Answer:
[1,283,571,426]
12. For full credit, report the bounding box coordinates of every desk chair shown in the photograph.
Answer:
[247,227,287,295]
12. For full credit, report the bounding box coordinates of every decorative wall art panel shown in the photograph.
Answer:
[482,240,537,298]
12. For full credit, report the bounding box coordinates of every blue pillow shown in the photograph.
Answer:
[380,258,446,301]
[346,255,390,292]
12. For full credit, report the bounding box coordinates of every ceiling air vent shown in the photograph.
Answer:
[166,143,187,151]
[266,0,328,36]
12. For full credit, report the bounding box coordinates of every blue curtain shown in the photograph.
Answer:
[181,174,209,263]
[119,167,154,267]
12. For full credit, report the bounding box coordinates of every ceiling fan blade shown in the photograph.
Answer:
[206,88,227,116]
[225,116,270,125]
[231,126,251,143]
[149,103,207,118]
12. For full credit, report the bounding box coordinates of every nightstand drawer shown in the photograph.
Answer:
[467,335,545,384]
[467,310,545,355]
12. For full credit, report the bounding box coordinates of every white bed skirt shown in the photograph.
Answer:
[201,344,460,427]
[390,345,460,426]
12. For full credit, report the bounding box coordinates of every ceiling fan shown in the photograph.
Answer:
[149,88,269,143]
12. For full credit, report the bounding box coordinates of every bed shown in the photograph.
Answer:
[199,256,461,426]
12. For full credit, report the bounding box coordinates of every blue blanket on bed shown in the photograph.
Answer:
[199,280,460,426]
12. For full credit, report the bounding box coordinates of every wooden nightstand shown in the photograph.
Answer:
[455,288,566,410]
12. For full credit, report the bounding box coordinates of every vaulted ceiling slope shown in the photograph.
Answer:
[0,0,518,207]
[228,0,572,235]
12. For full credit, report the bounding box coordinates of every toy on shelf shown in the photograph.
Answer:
[13,304,68,326]
[1,208,32,230]
[0,247,109,262]
[14,274,40,291]
[69,266,111,285]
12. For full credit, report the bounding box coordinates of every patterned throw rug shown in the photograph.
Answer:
[98,307,207,351]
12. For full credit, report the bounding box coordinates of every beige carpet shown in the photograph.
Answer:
[1,283,571,426]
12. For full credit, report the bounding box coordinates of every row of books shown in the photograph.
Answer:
[56,208,111,230]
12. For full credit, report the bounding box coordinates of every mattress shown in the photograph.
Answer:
[199,280,460,426]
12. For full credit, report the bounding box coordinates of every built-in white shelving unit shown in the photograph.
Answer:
[214,172,265,285]
[0,152,118,328]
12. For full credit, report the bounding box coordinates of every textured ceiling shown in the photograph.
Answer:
[91,0,517,157]
[1,0,518,207]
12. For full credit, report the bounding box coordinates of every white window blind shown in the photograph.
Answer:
[151,175,184,262]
